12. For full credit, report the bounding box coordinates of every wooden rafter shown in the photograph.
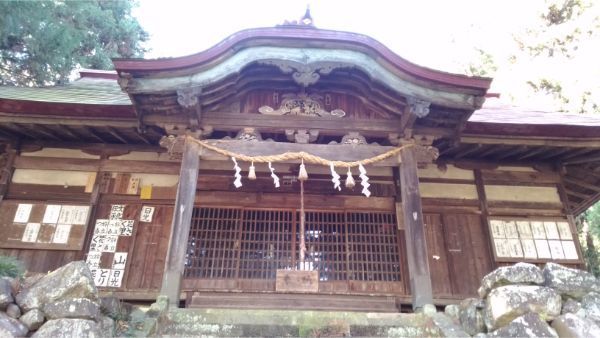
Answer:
[106,127,130,144]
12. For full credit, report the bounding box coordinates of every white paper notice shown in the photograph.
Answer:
[516,221,533,239]
[544,222,560,240]
[110,205,125,220]
[505,221,519,239]
[93,269,111,287]
[94,219,109,235]
[107,220,121,236]
[521,239,538,259]
[107,269,124,288]
[508,239,524,258]
[57,206,90,225]
[14,204,33,223]
[112,252,128,270]
[531,222,547,239]
[548,240,565,259]
[535,240,552,259]
[21,222,40,242]
[490,220,506,239]
[86,252,102,269]
[494,239,511,257]
[118,220,134,236]
[562,241,578,260]
[557,222,573,240]
[52,224,71,244]
[42,205,62,224]
[140,206,155,223]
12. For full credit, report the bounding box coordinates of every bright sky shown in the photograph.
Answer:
[134,0,599,112]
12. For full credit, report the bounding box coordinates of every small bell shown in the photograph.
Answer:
[248,162,257,180]
[298,159,308,181]
[345,167,355,188]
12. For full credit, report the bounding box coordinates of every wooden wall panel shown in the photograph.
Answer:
[423,214,453,297]
[442,214,493,297]
[125,205,173,291]
[0,248,80,273]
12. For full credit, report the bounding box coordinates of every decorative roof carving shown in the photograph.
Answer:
[258,60,352,87]
[285,129,319,144]
[159,135,185,160]
[258,93,345,118]
[177,87,202,108]
[407,97,431,118]
[235,128,262,142]
[341,132,367,145]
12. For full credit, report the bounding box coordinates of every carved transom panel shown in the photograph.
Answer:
[259,93,345,118]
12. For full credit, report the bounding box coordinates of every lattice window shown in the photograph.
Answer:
[184,207,241,278]
[347,212,401,282]
[302,211,347,281]
[184,207,401,282]
[238,209,294,279]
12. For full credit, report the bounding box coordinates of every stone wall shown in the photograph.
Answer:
[442,262,600,337]
[0,261,122,337]
[1,260,598,337]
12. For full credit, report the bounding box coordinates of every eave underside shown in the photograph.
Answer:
[0,110,598,215]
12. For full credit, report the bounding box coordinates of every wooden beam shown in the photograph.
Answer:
[480,169,560,185]
[494,145,528,161]
[20,140,164,154]
[563,152,600,165]
[0,113,139,128]
[13,156,180,174]
[564,177,600,193]
[461,135,600,148]
[160,139,200,307]
[396,149,433,309]
[518,146,549,160]
[82,126,107,143]
[106,127,129,144]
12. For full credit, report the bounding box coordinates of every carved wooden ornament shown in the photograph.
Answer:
[259,93,345,118]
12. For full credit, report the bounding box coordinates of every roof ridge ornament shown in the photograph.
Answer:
[278,5,315,28]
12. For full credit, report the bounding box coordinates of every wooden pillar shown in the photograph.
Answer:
[398,148,433,309]
[474,169,497,270]
[0,143,17,203]
[160,138,200,307]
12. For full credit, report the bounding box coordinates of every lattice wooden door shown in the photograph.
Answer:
[183,207,404,295]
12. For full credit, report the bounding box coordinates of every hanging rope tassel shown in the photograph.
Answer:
[299,179,306,270]
[298,159,308,181]
[268,162,280,188]
[248,161,256,180]
[345,167,355,189]
[231,157,242,188]
[358,163,371,197]
[329,162,341,191]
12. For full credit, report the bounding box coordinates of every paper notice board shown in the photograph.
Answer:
[0,201,90,251]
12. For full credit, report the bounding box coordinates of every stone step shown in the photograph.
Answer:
[156,308,444,337]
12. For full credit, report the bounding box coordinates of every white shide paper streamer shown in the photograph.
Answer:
[358,163,371,197]
[231,157,242,188]
[268,162,280,188]
[329,163,341,191]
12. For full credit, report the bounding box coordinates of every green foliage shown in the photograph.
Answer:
[580,203,600,277]
[0,255,24,278]
[0,0,148,87]
[465,49,497,77]
[586,202,600,238]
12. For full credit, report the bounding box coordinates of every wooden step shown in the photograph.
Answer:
[186,292,399,312]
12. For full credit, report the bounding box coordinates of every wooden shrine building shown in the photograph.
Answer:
[1,20,600,311]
